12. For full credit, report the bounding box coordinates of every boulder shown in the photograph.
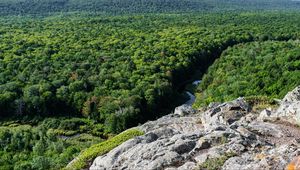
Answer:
[174,104,196,116]
[257,108,272,121]
[274,101,300,124]
[201,98,250,130]
[258,86,300,125]
[171,139,196,154]
[282,86,300,102]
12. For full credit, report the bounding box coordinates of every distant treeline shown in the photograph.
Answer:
[0,0,300,15]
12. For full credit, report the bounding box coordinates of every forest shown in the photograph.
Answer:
[1,13,300,133]
[194,40,300,106]
[0,118,103,170]
[0,0,300,169]
[0,0,299,15]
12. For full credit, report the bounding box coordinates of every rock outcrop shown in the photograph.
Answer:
[90,86,300,170]
[174,104,196,116]
[259,86,300,125]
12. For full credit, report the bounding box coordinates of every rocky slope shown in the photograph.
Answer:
[90,86,300,170]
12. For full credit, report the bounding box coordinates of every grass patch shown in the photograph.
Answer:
[195,152,237,170]
[65,128,144,170]
[244,96,278,112]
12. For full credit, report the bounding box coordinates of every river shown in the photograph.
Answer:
[184,80,201,105]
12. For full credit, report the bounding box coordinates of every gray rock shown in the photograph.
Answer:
[201,98,249,130]
[171,140,196,154]
[89,86,300,170]
[222,144,300,170]
[221,153,261,170]
[247,121,284,138]
[90,130,200,170]
[258,108,272,121]
[208,102,222,109]
[177,161,196,170]
[164,162,196,170]
[236,126,256,139]
[258,86,300,125]
[220,97,250,112]
[275,101,300,124]
[282,86,300,102]
[139,114,203,134]
[174,104,196,116]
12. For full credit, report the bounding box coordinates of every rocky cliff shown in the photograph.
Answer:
[90,86,300,170]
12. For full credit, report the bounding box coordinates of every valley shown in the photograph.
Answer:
[0,1,299,169]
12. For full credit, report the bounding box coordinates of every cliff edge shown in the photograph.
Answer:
[90,86,300,170]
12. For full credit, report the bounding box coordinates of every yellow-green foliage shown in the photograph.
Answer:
[65,129,144,170]
[195,152,237,170]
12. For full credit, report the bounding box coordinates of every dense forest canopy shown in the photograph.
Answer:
[0,118,104,170]
[194,40,300,106]
[1,13,300,133]
[0,0,300,15]
[0,0,300,169]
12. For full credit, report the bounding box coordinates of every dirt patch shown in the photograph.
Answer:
[262,121,300,146]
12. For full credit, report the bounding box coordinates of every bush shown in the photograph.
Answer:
[65,129,144,170]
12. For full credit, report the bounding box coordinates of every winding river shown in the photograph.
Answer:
[184,80,201,105]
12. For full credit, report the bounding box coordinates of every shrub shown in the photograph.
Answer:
[196,152,237,170]
[65,128,144,170]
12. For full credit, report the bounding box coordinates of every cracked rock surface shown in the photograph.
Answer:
[90,86,300,170]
